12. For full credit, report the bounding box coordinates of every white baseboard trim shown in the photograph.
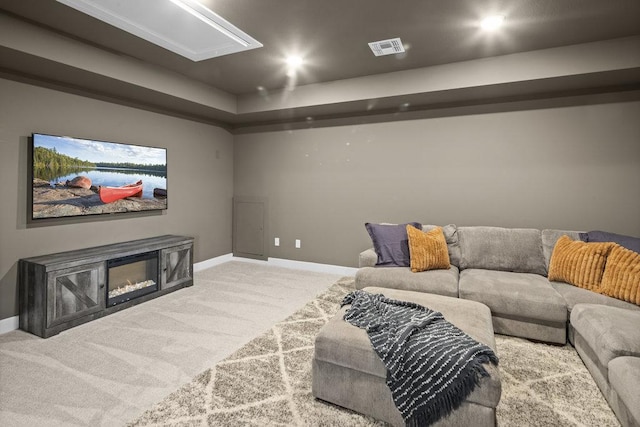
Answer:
[266,257,357,276]
[193,253,234,272]
[197,253,357,276]
[0,315,19,335]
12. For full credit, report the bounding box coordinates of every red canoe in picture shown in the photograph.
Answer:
[99,180,143,204]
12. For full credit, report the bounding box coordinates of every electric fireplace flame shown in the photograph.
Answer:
[107,251,159,306]
[108,279,156,299]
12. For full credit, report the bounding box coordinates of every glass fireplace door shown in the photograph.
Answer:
[107,251,159,306]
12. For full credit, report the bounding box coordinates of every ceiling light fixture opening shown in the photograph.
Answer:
[480,15,505,31]
[286,55,304,69]
[285,55,304,76]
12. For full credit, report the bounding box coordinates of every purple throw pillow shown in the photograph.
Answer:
[365,222,422,267]
[583,230,640,253]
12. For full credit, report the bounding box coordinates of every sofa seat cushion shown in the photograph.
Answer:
[608,357,640,426]
[459,269,567,326]
[313,287,501,408]
[458,226,546,275]
[355,265,459,297]
[551,281,640,313]
[570,304,640,369]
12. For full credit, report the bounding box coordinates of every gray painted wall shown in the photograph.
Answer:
[0,78,234,321]
[234,97,640,268]
[3,76,639,323]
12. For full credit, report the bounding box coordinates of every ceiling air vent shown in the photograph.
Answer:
[368,37,405,56]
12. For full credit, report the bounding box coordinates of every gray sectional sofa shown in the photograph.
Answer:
[356,225,640,427]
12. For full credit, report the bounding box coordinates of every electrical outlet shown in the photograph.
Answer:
[295,239,301,249]
[274,237,280,247]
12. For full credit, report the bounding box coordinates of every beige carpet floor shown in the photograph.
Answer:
[130,278,619,427]
[0,261,342,427]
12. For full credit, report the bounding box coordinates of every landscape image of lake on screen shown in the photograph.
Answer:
[31,133,168,219]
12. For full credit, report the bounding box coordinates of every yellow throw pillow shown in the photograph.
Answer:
[601,244,640,305]
[406,225,450,273]
[548,235,615,292]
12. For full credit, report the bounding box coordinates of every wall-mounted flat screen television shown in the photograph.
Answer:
[30,133,167,220]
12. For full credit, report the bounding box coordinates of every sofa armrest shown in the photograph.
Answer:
[359,249,377,268]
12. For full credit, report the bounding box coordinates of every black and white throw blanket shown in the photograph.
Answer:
[341,290,499,426]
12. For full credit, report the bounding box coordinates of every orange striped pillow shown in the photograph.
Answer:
[601,244,640,305]
[548,235,615,292]
[406,225,450,273]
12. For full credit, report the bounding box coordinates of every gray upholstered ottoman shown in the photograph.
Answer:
[312,286,501,427]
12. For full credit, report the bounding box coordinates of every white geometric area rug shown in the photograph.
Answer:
[129,278,619,427]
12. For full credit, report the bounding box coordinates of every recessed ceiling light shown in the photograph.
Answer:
[285,55,304,76]
[480,15,505,31]
[285,55,304,69]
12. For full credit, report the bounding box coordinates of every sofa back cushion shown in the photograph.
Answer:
[458,226,546,275]
[541,229,583,273]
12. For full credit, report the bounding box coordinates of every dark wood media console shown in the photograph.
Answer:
[19,235,194,338]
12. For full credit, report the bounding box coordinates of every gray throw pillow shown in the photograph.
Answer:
[365,222,422,267]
